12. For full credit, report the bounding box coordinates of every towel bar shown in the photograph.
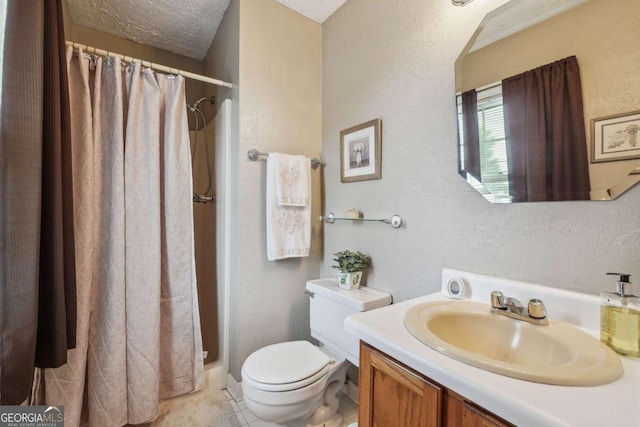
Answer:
[247,149,321,169]
[319,213,403,229]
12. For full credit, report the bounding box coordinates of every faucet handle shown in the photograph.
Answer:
[528,299,547,319]
[491,291,506,309]
[506,297,525,315]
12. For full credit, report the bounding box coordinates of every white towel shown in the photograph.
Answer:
[266,153,311,261]
[271,152,311,206]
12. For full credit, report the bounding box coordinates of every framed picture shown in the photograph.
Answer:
[340,118,382,183]
[591,110,640,163]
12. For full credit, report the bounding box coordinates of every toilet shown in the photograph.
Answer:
[241,278,392,427]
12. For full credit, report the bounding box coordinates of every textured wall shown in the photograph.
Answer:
[321,0,640,303]
[203,0,241,380]
[203,0,239,120]
[227,0,323,380]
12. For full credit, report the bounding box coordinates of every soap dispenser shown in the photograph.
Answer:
[600,273,640,357]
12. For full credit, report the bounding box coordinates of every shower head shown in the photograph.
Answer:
[188,96,215,112]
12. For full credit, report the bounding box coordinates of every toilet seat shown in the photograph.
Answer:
[242,341,334,392]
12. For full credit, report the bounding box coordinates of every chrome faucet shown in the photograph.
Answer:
[490,291,548,325]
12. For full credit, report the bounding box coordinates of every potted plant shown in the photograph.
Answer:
[332,250,371,290]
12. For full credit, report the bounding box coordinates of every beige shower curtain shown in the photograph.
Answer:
[34,47,203,426]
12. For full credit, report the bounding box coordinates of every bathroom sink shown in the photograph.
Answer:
[404,300,623,386]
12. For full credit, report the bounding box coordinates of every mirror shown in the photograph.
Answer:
[455,0,640,203]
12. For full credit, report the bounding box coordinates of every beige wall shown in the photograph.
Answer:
[456,0,640,197]
[231,0,322,380]
[204,0,239,119]
[67,25,204,74]
[322,0,640,304]
[199,8,241,368]
[202,0,241,376]
[208,0,322,380]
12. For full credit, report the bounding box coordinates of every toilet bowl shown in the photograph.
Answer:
[242,341,348,426]
[240,278,392,427]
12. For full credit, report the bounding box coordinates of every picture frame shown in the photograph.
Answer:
[591,110,640,163]
[340,119,382,183]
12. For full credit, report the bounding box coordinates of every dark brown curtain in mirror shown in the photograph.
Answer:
[461,89,481,181]
[0,0,76,405]
[503,56,590,202]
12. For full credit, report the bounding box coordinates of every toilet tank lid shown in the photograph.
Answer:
[306,278,392,311]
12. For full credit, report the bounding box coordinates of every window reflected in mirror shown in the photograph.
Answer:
[457,85,510,203]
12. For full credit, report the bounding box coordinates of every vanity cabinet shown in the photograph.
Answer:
[359,342,512,427]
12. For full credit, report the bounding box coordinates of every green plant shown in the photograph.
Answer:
[331,250,371,273]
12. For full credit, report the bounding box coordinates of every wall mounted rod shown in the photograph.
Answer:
[66,41,233,88]
[247,149,321,169]
[319,213,403,229]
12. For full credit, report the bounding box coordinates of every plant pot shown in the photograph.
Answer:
[338,271,363,290]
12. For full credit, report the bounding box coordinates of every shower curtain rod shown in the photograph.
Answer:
[65,41,233,89]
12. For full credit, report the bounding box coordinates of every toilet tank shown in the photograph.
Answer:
[306,278,392,366]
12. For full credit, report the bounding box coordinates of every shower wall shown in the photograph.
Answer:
[190,120,218,365]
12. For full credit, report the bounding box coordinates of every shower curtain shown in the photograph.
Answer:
[34,47,204,426]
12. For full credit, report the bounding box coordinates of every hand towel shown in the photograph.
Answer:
[271,152,311,206]
[266,153,311,261]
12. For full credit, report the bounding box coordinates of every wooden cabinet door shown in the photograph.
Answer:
[359,342,441,427]
[442,391,465,427]
[461,402,511,427]
[444,391,512,427]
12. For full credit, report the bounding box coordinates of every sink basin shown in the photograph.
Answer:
[404,300,623,386]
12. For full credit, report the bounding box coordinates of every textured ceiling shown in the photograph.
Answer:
[66,0,348,60]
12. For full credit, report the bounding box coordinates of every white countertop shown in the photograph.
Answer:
[345,277,640,427]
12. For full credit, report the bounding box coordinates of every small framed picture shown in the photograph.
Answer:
[340,119,382,183]
[591,110,640,163]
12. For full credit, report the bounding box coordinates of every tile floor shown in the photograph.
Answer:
[143,372,359,427]
[227,388,358,427]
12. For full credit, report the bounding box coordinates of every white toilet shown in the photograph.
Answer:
[241,278,392,427]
